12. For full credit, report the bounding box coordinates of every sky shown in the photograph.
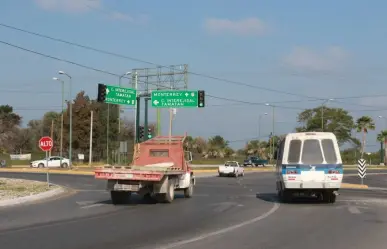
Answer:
[1,0,387,150]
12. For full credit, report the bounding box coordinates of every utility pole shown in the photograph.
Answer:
[132,71,138,143]
[50,119,54,157]
[168,84,173,143]
[58,71,72,169]
[272,106,275,164]
[52,77,64,168]
[107,104,110,164]
[265,103,275,165]
[258,113,268,139]
[89,110,93,166]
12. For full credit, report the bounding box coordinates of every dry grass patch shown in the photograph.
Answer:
[0,178,55,200]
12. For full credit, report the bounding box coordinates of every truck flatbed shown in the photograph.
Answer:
[94,135,195,204]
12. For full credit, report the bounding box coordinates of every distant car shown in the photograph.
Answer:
[30,156,70,168]
[243,156,268,167]
[218,161,244,177]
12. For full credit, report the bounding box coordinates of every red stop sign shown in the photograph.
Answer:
[39,136,53,152]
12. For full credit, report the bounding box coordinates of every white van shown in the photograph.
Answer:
[275,132,343,203]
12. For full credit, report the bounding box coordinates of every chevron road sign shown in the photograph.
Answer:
[358,158,367,184]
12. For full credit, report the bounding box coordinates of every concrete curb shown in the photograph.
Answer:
[340,183,368,189]
[0,168,275,175]
[0,183,66,207]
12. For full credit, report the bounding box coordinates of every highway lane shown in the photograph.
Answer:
[1,172,387,249]
[345,172,387,189]
[0,172,277,249]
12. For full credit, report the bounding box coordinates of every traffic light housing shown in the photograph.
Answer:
[97,83,107,102]
[139,126,144,140]
[147,128,153,139]
[198,90,205,108]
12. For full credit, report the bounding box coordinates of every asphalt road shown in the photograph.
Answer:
[1,172,387,249]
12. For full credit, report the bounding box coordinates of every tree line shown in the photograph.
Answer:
[0,92,386,164]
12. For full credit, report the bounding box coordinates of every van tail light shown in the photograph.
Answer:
[286,170,298,174]
[328,170,340,174]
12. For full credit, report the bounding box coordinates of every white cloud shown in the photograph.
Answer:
[283,46,349,72]
[34,0,148,23]
[34,0,101,13]
[204,17,267,36]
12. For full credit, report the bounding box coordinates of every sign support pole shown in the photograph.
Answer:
[135,97,141,143]
[46,151,49,187]
[144,97,149,140]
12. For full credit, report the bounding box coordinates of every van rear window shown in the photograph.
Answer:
[321,139,337,163]
[301,139,324,164]
[288,140,301,163]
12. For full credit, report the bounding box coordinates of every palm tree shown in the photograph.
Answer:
[206,135,228,158]
[355,116,375,159]
[377,130,387,165]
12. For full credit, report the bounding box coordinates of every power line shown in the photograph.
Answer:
[1,38,386,112]
[0,22,330,100]
[3,23,387,109]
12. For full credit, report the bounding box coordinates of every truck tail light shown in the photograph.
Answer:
[328,170,340,174]
[286,170,298,174]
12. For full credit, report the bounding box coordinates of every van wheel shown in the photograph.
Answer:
[323,191,336,204]
[280,190,292,203]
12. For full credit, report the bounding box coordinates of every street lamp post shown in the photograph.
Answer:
[378,115,387,165]
[258,113,268,139]
[52,77,64,168]
[265,103,275,164]
[378,115,387,129]
[58,71,72,168]
[321,98,334,131]
[116,72,131,165]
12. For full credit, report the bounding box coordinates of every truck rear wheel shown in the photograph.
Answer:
[158,180,175,203]
[184,178,194,198]
[110,191,130,205]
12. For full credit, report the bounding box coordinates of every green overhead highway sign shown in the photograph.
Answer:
[151,90,200,108]
[97,84,137,106]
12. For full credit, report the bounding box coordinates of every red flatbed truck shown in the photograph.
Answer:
[94,135,195,204]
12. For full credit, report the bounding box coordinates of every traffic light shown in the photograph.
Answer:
[147,128,153,139]
[139,126,144,140]
[97,83,107,102]
[198,90,205,108]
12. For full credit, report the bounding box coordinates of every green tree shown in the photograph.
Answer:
[355,116,375,158]
[193,137,207,154]
[183,136,194,151]
[206,135,228,158]
[0,105,22,152]
[245,140,268,158]
[296,106,355,145]
[377,130,387,165]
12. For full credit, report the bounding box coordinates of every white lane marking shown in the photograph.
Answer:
[348,206,361,214]
[76,201,95,206]
[81,203,106,209]
[156,200,280,249]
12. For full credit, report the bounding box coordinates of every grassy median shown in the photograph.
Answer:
[0,178,54,200]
